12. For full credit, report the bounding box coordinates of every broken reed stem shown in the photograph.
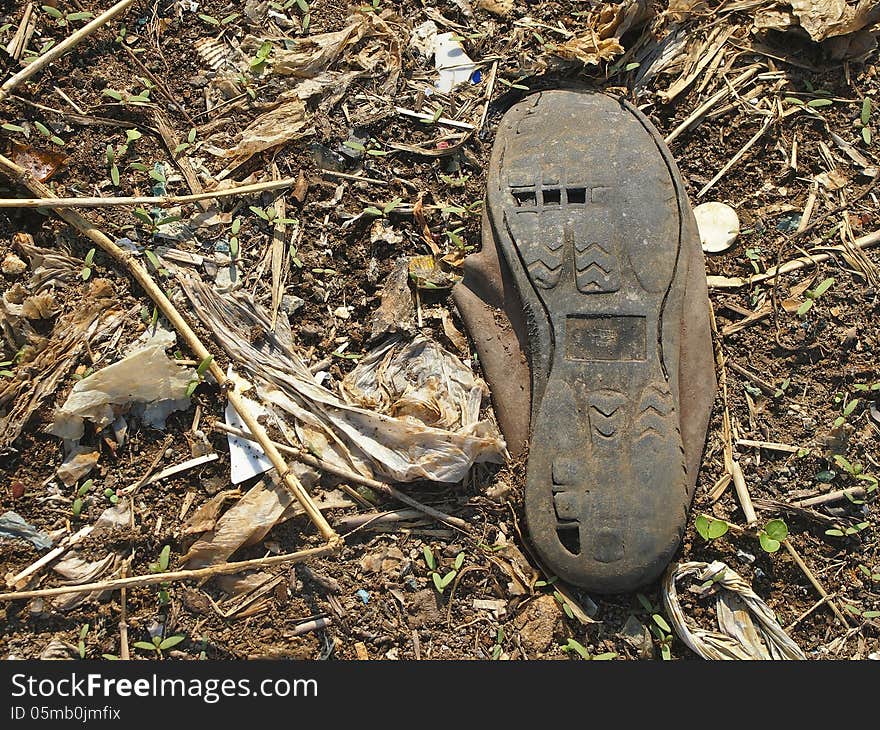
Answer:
[786,592,836,632]
[0,0,134,103]
[0,176,300,209]
[0,543,337,603]
[119,559,130,660]
[731,460,758,527]
[0,153,338,545]
[792,487,866,508]
[214,422,470,532]
[781,539,850,628]
[665,66,759,145]
[708,227,880,289]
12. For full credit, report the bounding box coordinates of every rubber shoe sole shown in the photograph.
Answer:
[485,90,705,593]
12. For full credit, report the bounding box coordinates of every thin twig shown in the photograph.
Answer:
[396,107,476,130]
[317,169,388,186]
[119,559,130,660]
[665,66,759,145]
[735,439,799,453]
[782,539,850,628]
[785,592,837,632]
[0,543,337,603]
[0,176,300,208]
[0,0,135,103]
[707,228,880,289]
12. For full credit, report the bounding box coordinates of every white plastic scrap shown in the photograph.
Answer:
[226,398,274,485]
[433,32,478,93]
[663,561,807,660]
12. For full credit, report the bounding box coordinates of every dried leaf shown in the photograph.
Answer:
[10,142,66,182]
[545,0,652,66]
[216,98,313,172]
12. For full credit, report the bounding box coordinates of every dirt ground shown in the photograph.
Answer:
[0,0,878,661]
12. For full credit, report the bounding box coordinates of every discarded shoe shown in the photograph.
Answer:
[453,90,716,593]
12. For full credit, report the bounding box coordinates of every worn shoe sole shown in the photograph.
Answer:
[486,90,700,593]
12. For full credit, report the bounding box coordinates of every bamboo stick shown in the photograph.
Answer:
[0,0,135,103]
[0,152,339,545]
[0,543,336,602]
[0,176,299,209]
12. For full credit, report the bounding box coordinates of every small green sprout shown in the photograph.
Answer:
[758,519,788,553]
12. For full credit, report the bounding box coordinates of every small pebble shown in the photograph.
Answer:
[355,589,370,604]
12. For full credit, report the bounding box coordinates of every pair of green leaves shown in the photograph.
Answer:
[695,514,729,541]
[134,635,186,654]
[423,546,464,594]
[796,277,834,316]
[758,519,788,553]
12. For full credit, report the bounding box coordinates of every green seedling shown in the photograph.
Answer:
[650,613,673,660]
[833,397,860,428]
[133,208,181,238]
[149,545,172,605]
[364,197,402,218]
[77,623,89,659]
[174,128,198,155]
[797,277,834,316]
[561,638,616,660]
[133,634,186,658]
[774,378,791,398]
[103,487,119,505]
[33,119,64,146]
[832,455,878,500]
[553,590,575,620]
[419,106,443,125]
[81,248,96,280]
[249,205,297,226]
[695,514,729,541]
[250,41,273,72]
[825,521,869,538]
[186,356,213,397]
[0,360,14,378]
[422,547,463,594]
[758,518,788,553]
[861,97,872,145]
[744,247,763,274]
[42,6,93,27]
[841,600,880,620]
[859,564,880,581]
[72,479,93,518]
[491,627,505,660]
[445,226,466,251]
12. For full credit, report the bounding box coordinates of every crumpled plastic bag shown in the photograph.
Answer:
[48,341,195,441]
[0,511,53,550]
[756,0,880,41]
[179,275,507,484]
[341,336,486,432]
